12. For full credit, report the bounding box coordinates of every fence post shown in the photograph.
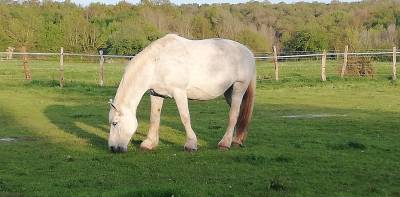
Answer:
[10,47,14,59]
[340,45,348,78]
[393,46,397,81]
[21,46,31,81]
[321,50,327,81]
[99,50,104,86]
[59,47,64,87]
[273,45,279,81]
[6,47,9,59]
[6,47,14,60]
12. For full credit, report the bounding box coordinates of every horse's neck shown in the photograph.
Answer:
[114,60,153,115]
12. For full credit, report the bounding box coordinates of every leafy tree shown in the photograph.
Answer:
[284,30,328,51]
[236,29,268,52]
[0,0,399,53]
[105,19,161,55]
[191,15,212,39]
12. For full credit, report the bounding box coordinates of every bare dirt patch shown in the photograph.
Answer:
[0,136,37,142]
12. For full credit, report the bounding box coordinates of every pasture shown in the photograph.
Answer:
[0,59,399,196]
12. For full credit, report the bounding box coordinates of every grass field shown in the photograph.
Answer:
[0,58,399,196]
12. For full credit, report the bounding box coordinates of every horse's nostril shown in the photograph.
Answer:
[110,146,116,153]
[110,146,127,153]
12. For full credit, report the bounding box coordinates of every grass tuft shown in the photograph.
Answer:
[329,141,367,150]
[273,155,292,163]
[268,176,288,192]
[233,154,267,165]
[65,155,74,162]
[367,184,378,193]
[104,188,180,197]
[28,79,60,87]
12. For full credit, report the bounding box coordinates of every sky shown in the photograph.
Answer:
[59,0,360,6]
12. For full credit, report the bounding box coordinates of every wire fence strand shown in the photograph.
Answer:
[1,50,399,59]
[0,49,398,86]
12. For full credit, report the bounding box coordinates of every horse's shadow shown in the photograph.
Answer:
[44,104,110,150]
[43,93,400,153]
[42,96,227,151]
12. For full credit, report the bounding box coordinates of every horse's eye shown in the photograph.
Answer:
[112,122,118,126]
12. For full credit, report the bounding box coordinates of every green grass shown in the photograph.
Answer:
[0,59,399,196]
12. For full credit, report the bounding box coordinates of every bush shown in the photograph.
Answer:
[283,30,328,52]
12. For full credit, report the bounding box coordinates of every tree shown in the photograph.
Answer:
[191,15,212,39]
[284,30,328,52]
[1,0,399,53]
[105,19,161,55]
[236,29,268,52]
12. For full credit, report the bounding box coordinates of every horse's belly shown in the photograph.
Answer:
[185,65,237,100]
[186,80,233,100]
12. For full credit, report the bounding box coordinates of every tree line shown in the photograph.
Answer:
[0,0,399,55]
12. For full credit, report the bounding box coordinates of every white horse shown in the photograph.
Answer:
[108,34,256,153]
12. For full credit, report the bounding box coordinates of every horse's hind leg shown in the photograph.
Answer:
[224,85,233,107]
[173,90,198,152]
[140,95,164,150]
[218,82,247,150]
[224,85,241,146]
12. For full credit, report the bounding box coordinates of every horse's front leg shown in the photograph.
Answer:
[173,90,198,152]
[140,95,164,150]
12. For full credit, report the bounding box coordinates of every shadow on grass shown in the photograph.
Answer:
[102,187,180,197]
[0,108,18,135]
[43,99,184,151]
[26,79,118,88]
[44,104,109,149]
[42,94,400,154]
[25,79,118,97]
[36,79,399,154]
[3,86,400,196]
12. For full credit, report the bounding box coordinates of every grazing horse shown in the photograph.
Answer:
[108,34,256,153]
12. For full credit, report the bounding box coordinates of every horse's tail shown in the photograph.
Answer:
[234,74,256,145]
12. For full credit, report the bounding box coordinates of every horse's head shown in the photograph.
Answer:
[108,99,137,153]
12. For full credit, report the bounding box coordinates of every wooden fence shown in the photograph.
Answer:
[256,45,399,82]
[0,46,399,87]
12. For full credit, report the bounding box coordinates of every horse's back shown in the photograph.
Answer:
[156,34,255,71]
[151,34,255,100]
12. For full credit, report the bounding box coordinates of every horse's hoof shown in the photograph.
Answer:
[140,146,154,151]
[218,145,230,151]
[218,139,231,150]
[140,139,157,151]
[231,140,244,148]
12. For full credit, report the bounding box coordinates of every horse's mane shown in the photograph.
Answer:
[131,34,181,64]
[115,34,181,106]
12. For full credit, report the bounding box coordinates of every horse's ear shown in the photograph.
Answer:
[110,103,118,111]
[108,99,118,112]
[108,99,124,115]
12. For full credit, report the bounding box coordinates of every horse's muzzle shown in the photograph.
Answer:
[109,146,127,153]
